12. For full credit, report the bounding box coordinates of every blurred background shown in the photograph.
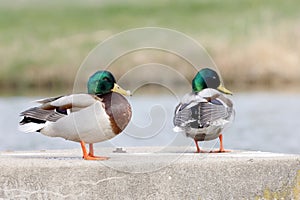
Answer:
[0,0,299,154]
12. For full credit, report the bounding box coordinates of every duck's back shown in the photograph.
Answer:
[173,89,234,141]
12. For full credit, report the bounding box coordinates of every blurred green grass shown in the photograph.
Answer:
[1,0,300,95]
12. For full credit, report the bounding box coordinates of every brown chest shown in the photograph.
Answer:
[100,93,132,134]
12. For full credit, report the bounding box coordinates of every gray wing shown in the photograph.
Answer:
[173,93,207,127]
[20,94,97,124]
[20,107,66,123]
[173,95,231,129]
[38,94,97,110]
[197,100,229,128]
[35,96,63,104]
[173,103,193,127]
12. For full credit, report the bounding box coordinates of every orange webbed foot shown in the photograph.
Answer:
[208,134,230,153]
[195,149,210,153]
[209,149,231,153]
[83,154,109,161]
[80,141,109,161]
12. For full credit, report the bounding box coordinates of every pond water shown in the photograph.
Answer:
[0,92,299,154]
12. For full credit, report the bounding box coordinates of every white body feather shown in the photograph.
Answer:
[41,101,114,143]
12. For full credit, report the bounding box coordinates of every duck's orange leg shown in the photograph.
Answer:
[218,134,226,152]
[88,143,109,160]
[194,139,208,153]
[210,134,230,153]
[80,141,109,160]
[194,139,201,153]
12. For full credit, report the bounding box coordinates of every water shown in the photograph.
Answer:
[0,93,299,154]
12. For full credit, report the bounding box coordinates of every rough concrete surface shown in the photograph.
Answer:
[0,147,299,200]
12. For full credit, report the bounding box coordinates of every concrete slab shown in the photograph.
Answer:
[0,147,299,199]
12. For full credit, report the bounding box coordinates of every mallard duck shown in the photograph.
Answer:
[173,68,234,153]
[19,70,132,160]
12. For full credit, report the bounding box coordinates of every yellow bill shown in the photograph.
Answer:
[111,83,131,96]
[217,85,233,95]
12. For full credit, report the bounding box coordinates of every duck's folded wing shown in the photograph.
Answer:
[19,94,99,133]
[35,96,63,104]
[20,107,66,123]
[39,94,98,110]
[21,94,98,123]
[198,101,229,127]
[194,93,233,127]
[173,99,207,128]
[173,94,232,129]
[173,103,193,128]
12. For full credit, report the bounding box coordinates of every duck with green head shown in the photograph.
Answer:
[19,70,132,160]
[173,68,234,153]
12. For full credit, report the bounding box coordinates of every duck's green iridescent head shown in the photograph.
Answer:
[192,68,232,94]
[87,70,130,96]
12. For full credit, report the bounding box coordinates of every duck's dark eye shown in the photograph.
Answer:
[103,77,109,81]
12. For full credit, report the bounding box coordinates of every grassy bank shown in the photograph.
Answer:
[1,0,300,95]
